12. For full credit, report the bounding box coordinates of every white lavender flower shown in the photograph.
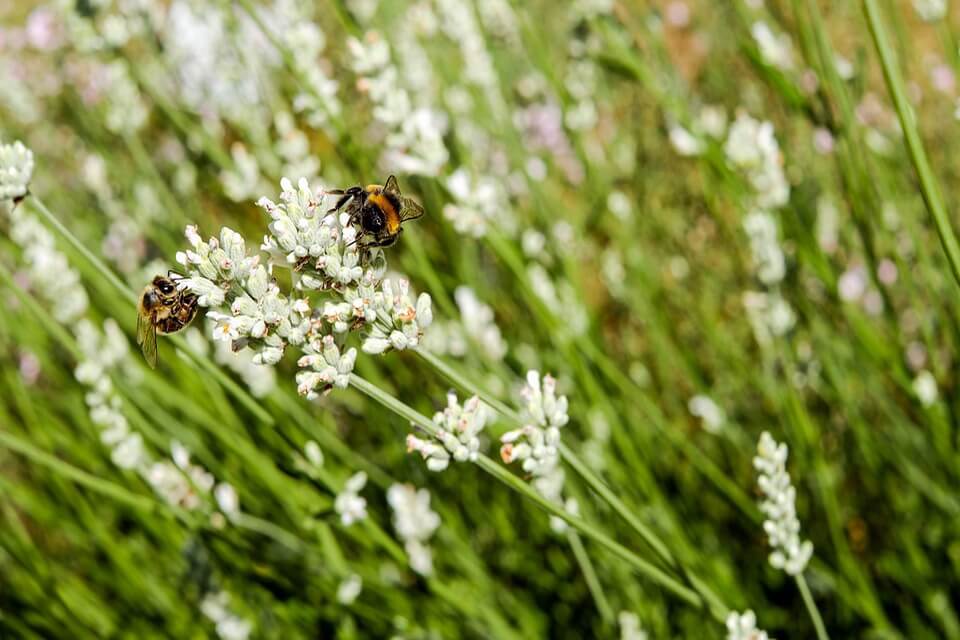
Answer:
[348,32,449,176]
[201,591,253,640]
[215,483,240,518]
[454,286,507,360]
[0,140,34,201]
[913,0,947,21]
[912,370,938,407]
[743,291,796,346]
[618,611,649,640]
[743,210,787,286]
[443,168,507,238]
[296,335,357,398]
[724,113,790,209]
[688,395,726,433]
[751,21,794,71]
[337,574,363,605]
[407,392,488,471]
[335,471,368,526]
[754,432,814,576]
[285,21,341,131]
[387,483,441,576]
[726,610,773,640]
[360,279,433,355]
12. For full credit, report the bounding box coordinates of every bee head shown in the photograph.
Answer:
[153,276,176,296]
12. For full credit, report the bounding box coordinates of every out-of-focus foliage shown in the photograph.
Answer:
[2,0,960,638]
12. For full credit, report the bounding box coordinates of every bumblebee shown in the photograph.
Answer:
[136,272,199,369]
[328,175,424,248]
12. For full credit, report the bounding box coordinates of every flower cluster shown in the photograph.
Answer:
[177,177,435,398]
[754,432,814,576]
[347,32,448,176]
[751,22,795,72]
[618,611,649,640]
[442,168,507,238]
[500,371,576,531]
[724,112,790,210]
[335,471,368,526]
[407,392,488,471]
[387,483,441,576]
[725,610,772,640]
[201,591,253,640]
[688,394,726,433]
[913,0,947,21]
[0,139,34,201]
[743,210,787,286]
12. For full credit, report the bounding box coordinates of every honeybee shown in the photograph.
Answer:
[328,175,425,248]
[136,272,199,368]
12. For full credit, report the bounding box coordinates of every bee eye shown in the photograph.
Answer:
[362,209,385,232]
[160,284,173,294]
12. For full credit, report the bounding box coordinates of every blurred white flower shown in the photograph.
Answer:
[754,432,814,575]
[743,210,786,285]
[913,370,938,407]
[725,113,790,209]
[743,291,795,346]
[669,124,703,156]
[215,483,240,518]
[337,574,363,605]
[726,610,772,640]
[454,286,507,360]
[335,472,368,526]
[688,395,726,433]
[619,611,649,640]
[201,591,253,640]
[387,483,441,576]
[0,139,34,201]
[751,21,794,71]
[913,0,947,21]
[443,168,507,238]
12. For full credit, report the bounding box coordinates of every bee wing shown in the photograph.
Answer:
[383,174,400,194]
[399,196,425,221]
[137,311,159,369]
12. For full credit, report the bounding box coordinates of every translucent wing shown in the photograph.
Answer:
[399,196,425,221]
[137,311,158,369]
[384,175,400,194]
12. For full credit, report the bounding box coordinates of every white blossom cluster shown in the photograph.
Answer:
[751,22,795,71]
[725,114,796,345]
[285,21,341,132]
[102,61,148,134]
[347,32,449,176]
[500,371,577,532]
[387,483,441,576]
[201,591,253,640]
[443,168,508,238]
[688,394,726,433]
[177,224,311,366]
[0,139,34,201]
[177,178,434,400]
[913,0,947,21]
[724,113,790,210]
[454,286,507,360]
[407,392,488,471]
[618,611,649,640]
[743,210,787,286]
[7,207,89,323]
[754,432,814,576]
[335,471,368,526]
[725,610,773,640]
[435,0,500,94]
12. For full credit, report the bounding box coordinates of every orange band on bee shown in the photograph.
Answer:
[367,192,401,233]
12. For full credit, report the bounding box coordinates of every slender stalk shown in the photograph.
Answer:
[0,430,166,516]
[567,530,614,624]
[797,572,831,640]
[863,0,960,289]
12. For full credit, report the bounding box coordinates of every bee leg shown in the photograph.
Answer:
[327,186,364,213]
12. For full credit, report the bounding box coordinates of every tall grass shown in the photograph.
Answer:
[2,1,959,638]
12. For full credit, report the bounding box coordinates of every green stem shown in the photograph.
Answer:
[863,0,960,289]
[0,430,165,516]
[797,572,831,640]
[567,530,614,624]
